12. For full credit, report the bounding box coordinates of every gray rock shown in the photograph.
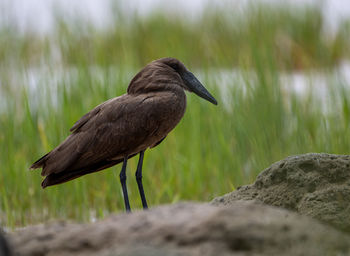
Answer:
[212,153,350,232]
[0,229,12,256]
[8,202,350,256]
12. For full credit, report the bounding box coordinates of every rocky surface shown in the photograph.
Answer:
[212,153,350,232]
[8,202,350,256]
[8,153,350,255]
[0,230,12,256]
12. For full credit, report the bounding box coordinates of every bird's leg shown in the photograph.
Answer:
[135,150,148,209]
[119,157,131,212]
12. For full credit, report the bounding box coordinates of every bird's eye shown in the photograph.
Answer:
[169,63,179,71]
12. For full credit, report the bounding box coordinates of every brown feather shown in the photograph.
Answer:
[41,153,137,188]
[31,58,188,187]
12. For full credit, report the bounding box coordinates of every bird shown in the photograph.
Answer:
[30,57,217,212]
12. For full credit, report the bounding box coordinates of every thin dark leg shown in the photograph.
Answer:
[119,157,131,212]
[135,151,148,209]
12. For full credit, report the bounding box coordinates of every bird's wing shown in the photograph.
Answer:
[69,98,114,133]
[39,93,163,177]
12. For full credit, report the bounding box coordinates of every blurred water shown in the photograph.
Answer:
[1,62,349,114]
[212,61,350,112]
[1,0,349,112]
[0,0,349,34]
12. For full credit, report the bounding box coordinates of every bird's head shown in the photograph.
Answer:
[158,57,218,105]
[128,57,217,105]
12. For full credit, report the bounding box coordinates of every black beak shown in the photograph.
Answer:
[181,71,218,105]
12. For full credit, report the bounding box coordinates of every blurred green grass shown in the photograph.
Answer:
[0,3,350,228]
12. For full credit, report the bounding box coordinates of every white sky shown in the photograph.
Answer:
[0,0,349,33]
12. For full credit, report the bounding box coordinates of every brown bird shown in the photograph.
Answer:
[30,57,217,212]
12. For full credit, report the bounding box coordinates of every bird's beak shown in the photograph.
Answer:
[181,71,218,105]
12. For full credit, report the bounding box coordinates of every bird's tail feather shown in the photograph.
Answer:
[41,153,137,188]
[30,153,50,169]
[41,159,122,188]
